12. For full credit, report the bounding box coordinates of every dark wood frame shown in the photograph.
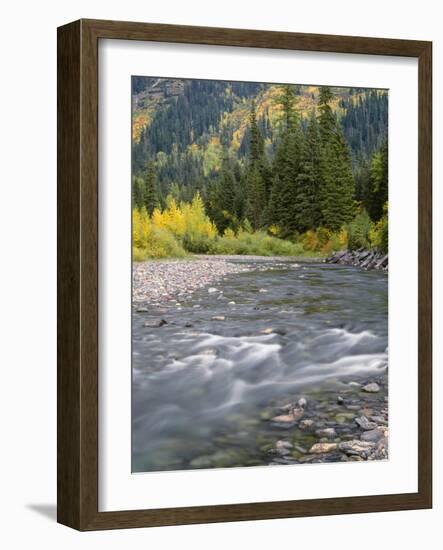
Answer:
[57,18,432,531]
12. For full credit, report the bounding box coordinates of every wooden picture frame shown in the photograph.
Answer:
[57,18,432,530]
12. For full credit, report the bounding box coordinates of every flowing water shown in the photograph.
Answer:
[132,259,388,472]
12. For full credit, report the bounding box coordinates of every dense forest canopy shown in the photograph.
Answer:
[132,77,388,259]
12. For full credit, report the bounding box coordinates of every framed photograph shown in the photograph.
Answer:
[57,19,432,530]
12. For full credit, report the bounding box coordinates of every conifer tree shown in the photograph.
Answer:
[211,153,238,233]
[245,164,267,230]
[368,139,388,221]
[144,160,159,215]
[245,101,268,229]
[318,86,356,230]
[270,85,303,235]
[294,110,322,231]
[132,176,146,209]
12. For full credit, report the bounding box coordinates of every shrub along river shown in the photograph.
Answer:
[132,257,388,472]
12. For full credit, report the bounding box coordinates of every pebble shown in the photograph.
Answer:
[211,316,225,321]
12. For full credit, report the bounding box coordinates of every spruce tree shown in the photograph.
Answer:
[245,101,268,229]
[318,86,356,231]
[144,160,159,215]
[132,176,146,209]
[213,153,237,233]
[270,85,303,235]
[368,139,388,221]
[294,110,322,231]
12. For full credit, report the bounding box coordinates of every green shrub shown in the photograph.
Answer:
[347,209,372,250]
[369,203,388,253]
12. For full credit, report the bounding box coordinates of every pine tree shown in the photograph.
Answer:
[367,139,388,221]
[212,153,238,233]
[318,86,356,231]
[132,176,146,209]
[269,85,303,235]
[144,160,159,215]
[245,101,268,229]
[245,164,267,230]
[294,110,322,231]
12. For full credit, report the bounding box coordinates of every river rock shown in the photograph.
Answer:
[297,397,308,408]
[339,440,376,458]
[211,315,225,321]
[299,419,315,430]
[271,405,304,427]
[337,396,344,405]
[362,382,381,393]
[207,287,218,293]
[144,319,168,328]
[360,428,385,443]
[309,442,338,454]
[316,427,337,439]
[355,415,378,431]
[275,440,293,455]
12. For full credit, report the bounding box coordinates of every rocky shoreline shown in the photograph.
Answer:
[133,258,252,306]
[133,256,302,306]
[325,248,388,271]
[260,375,388,466]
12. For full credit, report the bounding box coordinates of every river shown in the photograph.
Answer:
[132,258,388,472]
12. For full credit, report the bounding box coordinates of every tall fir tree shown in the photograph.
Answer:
[211,153,238,233]
[269,85,303,235]
[294,110,322,231]
[245,101,268,229]
[318,86,356,230]
[367,139,388,221]
[144,160,159,215]
[132,176,146,209]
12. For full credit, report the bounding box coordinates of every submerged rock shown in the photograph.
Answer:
[299,419,315,430]
[316,427,337,439]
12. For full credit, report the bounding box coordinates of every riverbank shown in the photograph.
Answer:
[325,248,388,271]
[133,255,307,306]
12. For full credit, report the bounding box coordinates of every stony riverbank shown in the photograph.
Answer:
[133,256,302,306]
[325,248,388,271]
[260,375,388,466]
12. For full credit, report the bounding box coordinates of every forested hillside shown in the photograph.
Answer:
[132,78,388,259]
